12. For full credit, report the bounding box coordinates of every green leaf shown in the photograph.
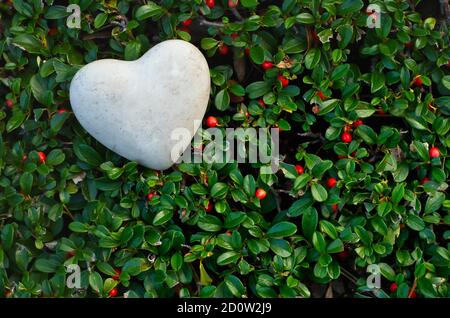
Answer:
[406,214,425,231]
[311,183,328,202]
[198,215,222,232]
[296,13,315,24]
[12,34,44,54]
[217,251,240,265]
[74,143,103,166]
[267,221,297,238]
[6,111,26,133]
[214,89,230,111]
[152,210,173,226]
[135,3,163,21]
[123,258,147,276]
[211,182,229,199]
[89,271,103,293]
[246,81,271,99]
[302,208,318,240]
[20,172,33,195]
[250,46,264,64]
[305,48,321,70]
[371,72,385,93]
[94,13,108,29]
[338,0,364,15]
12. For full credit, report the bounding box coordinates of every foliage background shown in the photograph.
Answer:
[0,0,449,298]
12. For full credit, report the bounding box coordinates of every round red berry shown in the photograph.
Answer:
[409,290,417,298]
[6,99,14,108]
[261,61,274,70]
[316,90,326,100]
[218,43,229,55]
[228,0,238,8]
[147,192,158,201]
[255,188,267,200]
[353,119,363,127]
[48,27,58,36]
[405,41,413,49]
[277,75,289,87]
[38,152,46,164]
[206,116,218,128]
[389,282,398,293]
[420,177,430,185]
[341,132,352,143]
[312,105,320,114]
[58,109,68,114]
[414,76,423,87]
[205,0,215,8]
[257,99,266,107]
[295,165,304,175]
[337,250,349,261]
[429,147,440,158]
[108,287,118,297]
[112,268,121,280]
[244,48,250,56]
[22,155,27,161]
[327,177,337,188]
[182,18,192,27]
[206,201,214,212]
[332,204,338,214]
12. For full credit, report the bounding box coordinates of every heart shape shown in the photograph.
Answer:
[69,40,210,170]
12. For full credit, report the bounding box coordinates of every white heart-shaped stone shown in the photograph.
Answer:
[69,40,210,170]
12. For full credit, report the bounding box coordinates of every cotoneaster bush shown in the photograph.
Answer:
[1,0,450,298]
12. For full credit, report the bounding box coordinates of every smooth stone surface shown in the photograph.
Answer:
[69,40,210,170]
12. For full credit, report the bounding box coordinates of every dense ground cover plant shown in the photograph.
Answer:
[0,0,449,298]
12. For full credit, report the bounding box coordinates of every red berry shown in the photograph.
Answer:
[22,155,27,161]
[255,188,267,200]
[327,177,337,188]
[341,132,352,143]
[48,27,58,36]
[405,41,413,49]
[57,109,68,114]
[206,116,218,128]
[66,251,76,258]
[205,0,215,8]
[414,76,423,87]
[409,290,417,298]
[343,125,352,132]
[108,287,118,297]
[353,119,363,127]
[147,192,158,201]
[244,48,250,56]
[230,32,239,39]
[332,204,338,214]
[257,99,266,107]
[312,105,320,114]
[5,99,13,108]
[429,147,440,158]
[261,61,274,70]
[420,177,430,185]
[218,43,229,55]
[112,268,121,280]
[182,18,192,27]
[389,283,398,293]
[38,152,46,164]
[228,0,238,8]
[311,30,319,42]
[295,165,304,174]
[277,75,289,87]
[316,90,326,100]
[206,201,214,212]
[376,109,386,115]
[337,250,349,261]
